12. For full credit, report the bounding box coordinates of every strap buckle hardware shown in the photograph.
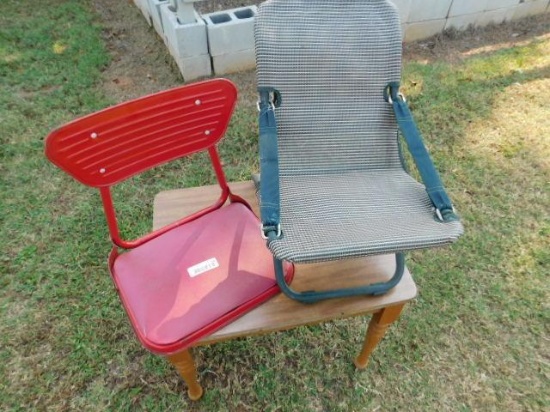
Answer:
[260,223,281,240]
[435,207,457,222]
[256,101,275,112]
[387,92,406,104]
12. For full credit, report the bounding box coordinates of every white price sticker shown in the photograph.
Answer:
[187,258,220,278]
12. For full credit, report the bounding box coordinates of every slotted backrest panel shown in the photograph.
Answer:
[45,79,237,187]
[255,0,403,175]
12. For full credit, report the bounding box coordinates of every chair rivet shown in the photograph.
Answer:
[99,168,106,174]
[195,99,201,106]
[204,130,210,135]
[91,132,98,139]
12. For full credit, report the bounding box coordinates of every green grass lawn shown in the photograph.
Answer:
[1,1,549,410]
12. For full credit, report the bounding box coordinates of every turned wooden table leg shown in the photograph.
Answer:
[167,349,204,401]
[354,303,405,369]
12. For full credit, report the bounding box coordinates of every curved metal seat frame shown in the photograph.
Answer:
[272,253,406,304]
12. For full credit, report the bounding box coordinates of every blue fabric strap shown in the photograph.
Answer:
[385,82,458,222]
[258,88,281,236]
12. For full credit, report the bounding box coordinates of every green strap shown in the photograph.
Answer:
[385,82,458,222]
[258,87,282,238]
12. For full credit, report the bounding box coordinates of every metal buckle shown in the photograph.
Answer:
[256,101,275,112]
[260,223,281,240]
[387,92,406,104]
[435,207,457,222]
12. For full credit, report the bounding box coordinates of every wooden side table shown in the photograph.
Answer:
[153,181,417,400]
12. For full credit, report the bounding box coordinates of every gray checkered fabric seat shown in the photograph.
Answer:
[256,0,463,264]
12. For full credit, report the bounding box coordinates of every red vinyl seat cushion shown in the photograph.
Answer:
[112,202,281,353]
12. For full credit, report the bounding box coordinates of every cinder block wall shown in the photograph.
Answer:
[134,0,548,78]
[391,0,550,42]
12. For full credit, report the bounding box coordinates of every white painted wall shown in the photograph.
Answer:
[389,0,550,41]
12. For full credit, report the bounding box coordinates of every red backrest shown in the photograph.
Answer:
[45,79,237,188]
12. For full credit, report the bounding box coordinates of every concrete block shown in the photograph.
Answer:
[148,0,169,36]
[212,48,255,75]
[389,0,412,23]
[173,0,196,24]
[134,0,152,25]
[404,19,446,42]
[485,0,520,11]
[512,0,549,19]
[203,6,257,57]
[174,54,212,81]
[445,13,479,31]
[477,8,516,26]
[408,0,452,22]
[161,5,208,58]
[160,4,212,81]
[449,0,488,16]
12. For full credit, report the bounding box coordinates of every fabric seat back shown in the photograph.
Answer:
[255,0,404,176]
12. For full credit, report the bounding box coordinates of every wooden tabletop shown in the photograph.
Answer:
[153,181,417,345]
